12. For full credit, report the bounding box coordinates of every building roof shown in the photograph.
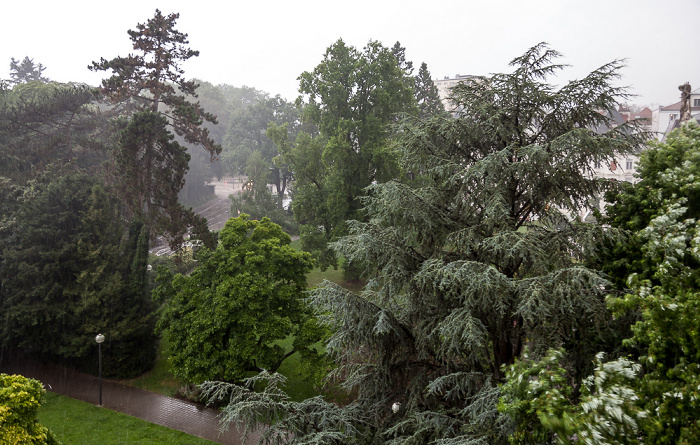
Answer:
[660,100,700,112]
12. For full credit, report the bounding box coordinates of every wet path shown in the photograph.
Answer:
[1,356,257,444]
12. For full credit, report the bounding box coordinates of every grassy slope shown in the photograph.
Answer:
[39,392,217,445]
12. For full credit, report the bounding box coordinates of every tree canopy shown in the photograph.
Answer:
[415,61,445,118]
[89,9,220,242]
[0,374,58,444]
[204,43,647,443]
[607,123,700,443]
[0,173,157,377]
[278,39,417,275]
[8,56,49,85]
[155,215,326,384]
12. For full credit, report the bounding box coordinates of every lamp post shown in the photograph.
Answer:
[95,333,105,406]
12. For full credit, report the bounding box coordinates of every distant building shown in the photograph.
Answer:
[619,105,653,132]
[652,86,700,141]
[434,74,478,111]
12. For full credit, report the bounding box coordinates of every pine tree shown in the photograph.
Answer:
[89,10,220,240]
[203,43,647,444]
[415,61,445,118]
[8,56,49,85]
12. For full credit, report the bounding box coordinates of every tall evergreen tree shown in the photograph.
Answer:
[203,43,647,444]
[8,56,49,85]
[0,173,157,377]
[415,61,446,118]
[89,9,220,241]
[0,83,104,183]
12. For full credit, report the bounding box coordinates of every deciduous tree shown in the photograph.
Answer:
[605,123,700,443]
[155,215,325,384]
[0,374,58,444]
[205,43,646,444]
[281,39,417,276]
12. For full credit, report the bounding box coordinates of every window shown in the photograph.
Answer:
[694,98,700,107]
[626,160,634,170]
[670,114,677,121]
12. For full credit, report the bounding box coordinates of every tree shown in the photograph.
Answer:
[113,110,191,237]
[415,62,446,118]
[0,173,158,377]
[0,374,58,444]
[280,39,417,275]
[155,215,326,384]
[604,123,700,444]
[0,82,105,183]
[206,43,646,443]
[89,9,221,240]
[499,349,646,445]
[599,123,700,288]
[8,56,49,85]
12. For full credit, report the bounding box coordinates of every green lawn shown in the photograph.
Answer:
[120,337,180,397]
[39,392,217,445]
[123,240,359,402]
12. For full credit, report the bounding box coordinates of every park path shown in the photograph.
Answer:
[0,355,259,444]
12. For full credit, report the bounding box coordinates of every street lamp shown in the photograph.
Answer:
[95,333,105,406]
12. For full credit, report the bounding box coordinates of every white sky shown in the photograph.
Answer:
[2,0,698,108]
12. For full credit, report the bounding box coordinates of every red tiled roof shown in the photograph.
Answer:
[661,101,700,112]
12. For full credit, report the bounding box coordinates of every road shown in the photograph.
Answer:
[151,178,243,256]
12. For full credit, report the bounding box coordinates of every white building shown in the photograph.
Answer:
[434,74,478,111]
[652,86,700,141]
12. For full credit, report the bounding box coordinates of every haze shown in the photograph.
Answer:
[3,0,698,107]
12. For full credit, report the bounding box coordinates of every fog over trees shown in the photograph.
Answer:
[3,8,699,445]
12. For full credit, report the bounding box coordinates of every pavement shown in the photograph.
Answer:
[2,180,263,443]
[150,178,243,257]
[0,354,258,444]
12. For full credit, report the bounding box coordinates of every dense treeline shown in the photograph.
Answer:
[8,8,696,445]
[200,45,700,445]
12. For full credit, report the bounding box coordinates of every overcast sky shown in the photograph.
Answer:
[3,0,698,108]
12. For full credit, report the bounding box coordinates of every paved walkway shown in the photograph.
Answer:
[1,355,259,444]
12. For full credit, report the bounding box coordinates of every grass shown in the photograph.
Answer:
[38,392,217,445]
[121,238,360,402]
[120,337,180,396]
[274,336,323,402]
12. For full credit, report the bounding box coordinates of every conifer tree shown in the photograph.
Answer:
[8,56,49,85]
[89,10,220,240]
[203,43,647,444]
[415,61,446,118]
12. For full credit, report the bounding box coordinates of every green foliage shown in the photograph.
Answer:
[115,110,191,236]
[605,123,700,444]
[281,39,418,275]
[89,9,220,243]
[222,92,299,176]
[0,374,59,445]
[201,372,370,444]
[499,350,645,445]
[156,215,326,384]
[207,43,646,443]
[415,62,446,118]
[8,56,50,85]
[600,123,700,289]
[0,82,104,183]
[231,150,296,232]
[0,173,157,377]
